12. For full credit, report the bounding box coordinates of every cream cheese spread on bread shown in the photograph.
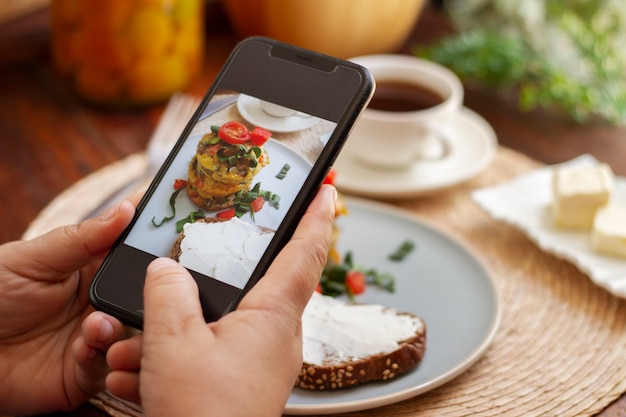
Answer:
[302,292,425,365]
[178,217,274,288]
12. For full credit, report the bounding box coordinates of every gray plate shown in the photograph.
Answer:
[285,197,500,415]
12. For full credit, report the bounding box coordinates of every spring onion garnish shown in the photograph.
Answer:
[151,187,185,228]
[232,182,281,220]
[276,163,291,179]
[319,251,395,299]
[388,240,415,261]
[175,210,205,233]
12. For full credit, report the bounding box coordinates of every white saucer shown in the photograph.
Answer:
[237,94,320,133]
[334,107,498,199]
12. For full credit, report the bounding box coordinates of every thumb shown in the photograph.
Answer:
[0,199,136,281]
[143,258,206,336]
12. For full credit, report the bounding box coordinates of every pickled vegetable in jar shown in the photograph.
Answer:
[51,0,204,106]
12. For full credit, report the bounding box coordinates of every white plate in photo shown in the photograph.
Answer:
[472,154,626,299]
[333,107,497,199]
[285,197,500,415]
[237,94,320,133]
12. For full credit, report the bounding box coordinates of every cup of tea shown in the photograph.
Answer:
[343,54,464,170]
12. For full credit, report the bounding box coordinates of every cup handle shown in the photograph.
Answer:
[415,125,449,160]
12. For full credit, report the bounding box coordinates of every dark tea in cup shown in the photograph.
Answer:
[368,81,445,112]
[342,54,464,169]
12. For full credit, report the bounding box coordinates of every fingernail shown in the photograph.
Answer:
[99,203,119,222]
[97,316,114,343]
[324,184,338,209]
[147,257,179,274]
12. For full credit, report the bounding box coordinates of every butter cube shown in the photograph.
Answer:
[552,163,613,229]
[591,205,626,258]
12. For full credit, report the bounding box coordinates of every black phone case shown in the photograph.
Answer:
[90,37,374,329]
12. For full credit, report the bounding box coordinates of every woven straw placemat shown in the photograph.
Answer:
[23,146,626,416]
[383,147,626,417]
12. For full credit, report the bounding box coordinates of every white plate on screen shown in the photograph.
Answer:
[285,197,500,415]
[333,107,497,199]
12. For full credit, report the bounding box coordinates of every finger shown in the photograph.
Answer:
[143,258,206,337]
[72,312,132,398]
[80,312,130,352]
[106,335,143,372]
[71,336,109,397]
[125,191,144,207]
[2,199,136,281]
[240,184,336,315]
[106,370,141,404]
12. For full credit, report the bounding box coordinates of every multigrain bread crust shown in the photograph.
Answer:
[295,313,426,391]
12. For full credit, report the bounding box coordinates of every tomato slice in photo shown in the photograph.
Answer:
[249,126,272,146]
[345,270,366,295]
[250,195,265,213]
[218,121,250,145]
[216,208,236,219]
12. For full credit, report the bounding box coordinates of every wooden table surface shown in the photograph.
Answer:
[1,2,625,417]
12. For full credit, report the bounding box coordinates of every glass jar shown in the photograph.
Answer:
[50,0,204,107]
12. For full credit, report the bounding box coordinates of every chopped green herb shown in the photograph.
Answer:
[319,251,395,299]
[276,163,291,179]
[151,188,184,228]
[364,268,395,292]
[231,182,281,220]
[175,210,205,233]
[216,144,263,168]
[388,240,415,261]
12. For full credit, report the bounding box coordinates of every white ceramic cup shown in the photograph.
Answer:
[344,54,464,170]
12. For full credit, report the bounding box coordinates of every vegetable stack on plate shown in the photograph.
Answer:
[187,121,271,210]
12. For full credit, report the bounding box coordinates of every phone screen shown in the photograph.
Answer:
[127,91,337,289]
[90,38,373,327]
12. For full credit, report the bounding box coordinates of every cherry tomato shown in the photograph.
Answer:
[345,270,366,295]
[249,126,272,146]
[218,121,249,145]
[251,195,265,213]
[173,178,187,190]
[216,208,236,219]
[315,283,323,293]
[323,168,337,185]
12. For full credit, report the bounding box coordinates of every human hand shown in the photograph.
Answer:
[0,199,137,415]
[105,184,337,417]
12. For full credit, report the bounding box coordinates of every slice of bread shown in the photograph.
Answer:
[169,217,275,288]
[295,292,426,390]
[169,217,224,260]
[169,217,275,260]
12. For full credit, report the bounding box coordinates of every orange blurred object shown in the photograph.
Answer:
[50,0,204,107]
[223,0,425,59]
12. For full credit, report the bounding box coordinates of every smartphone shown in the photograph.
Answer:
[89,37,374,329]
